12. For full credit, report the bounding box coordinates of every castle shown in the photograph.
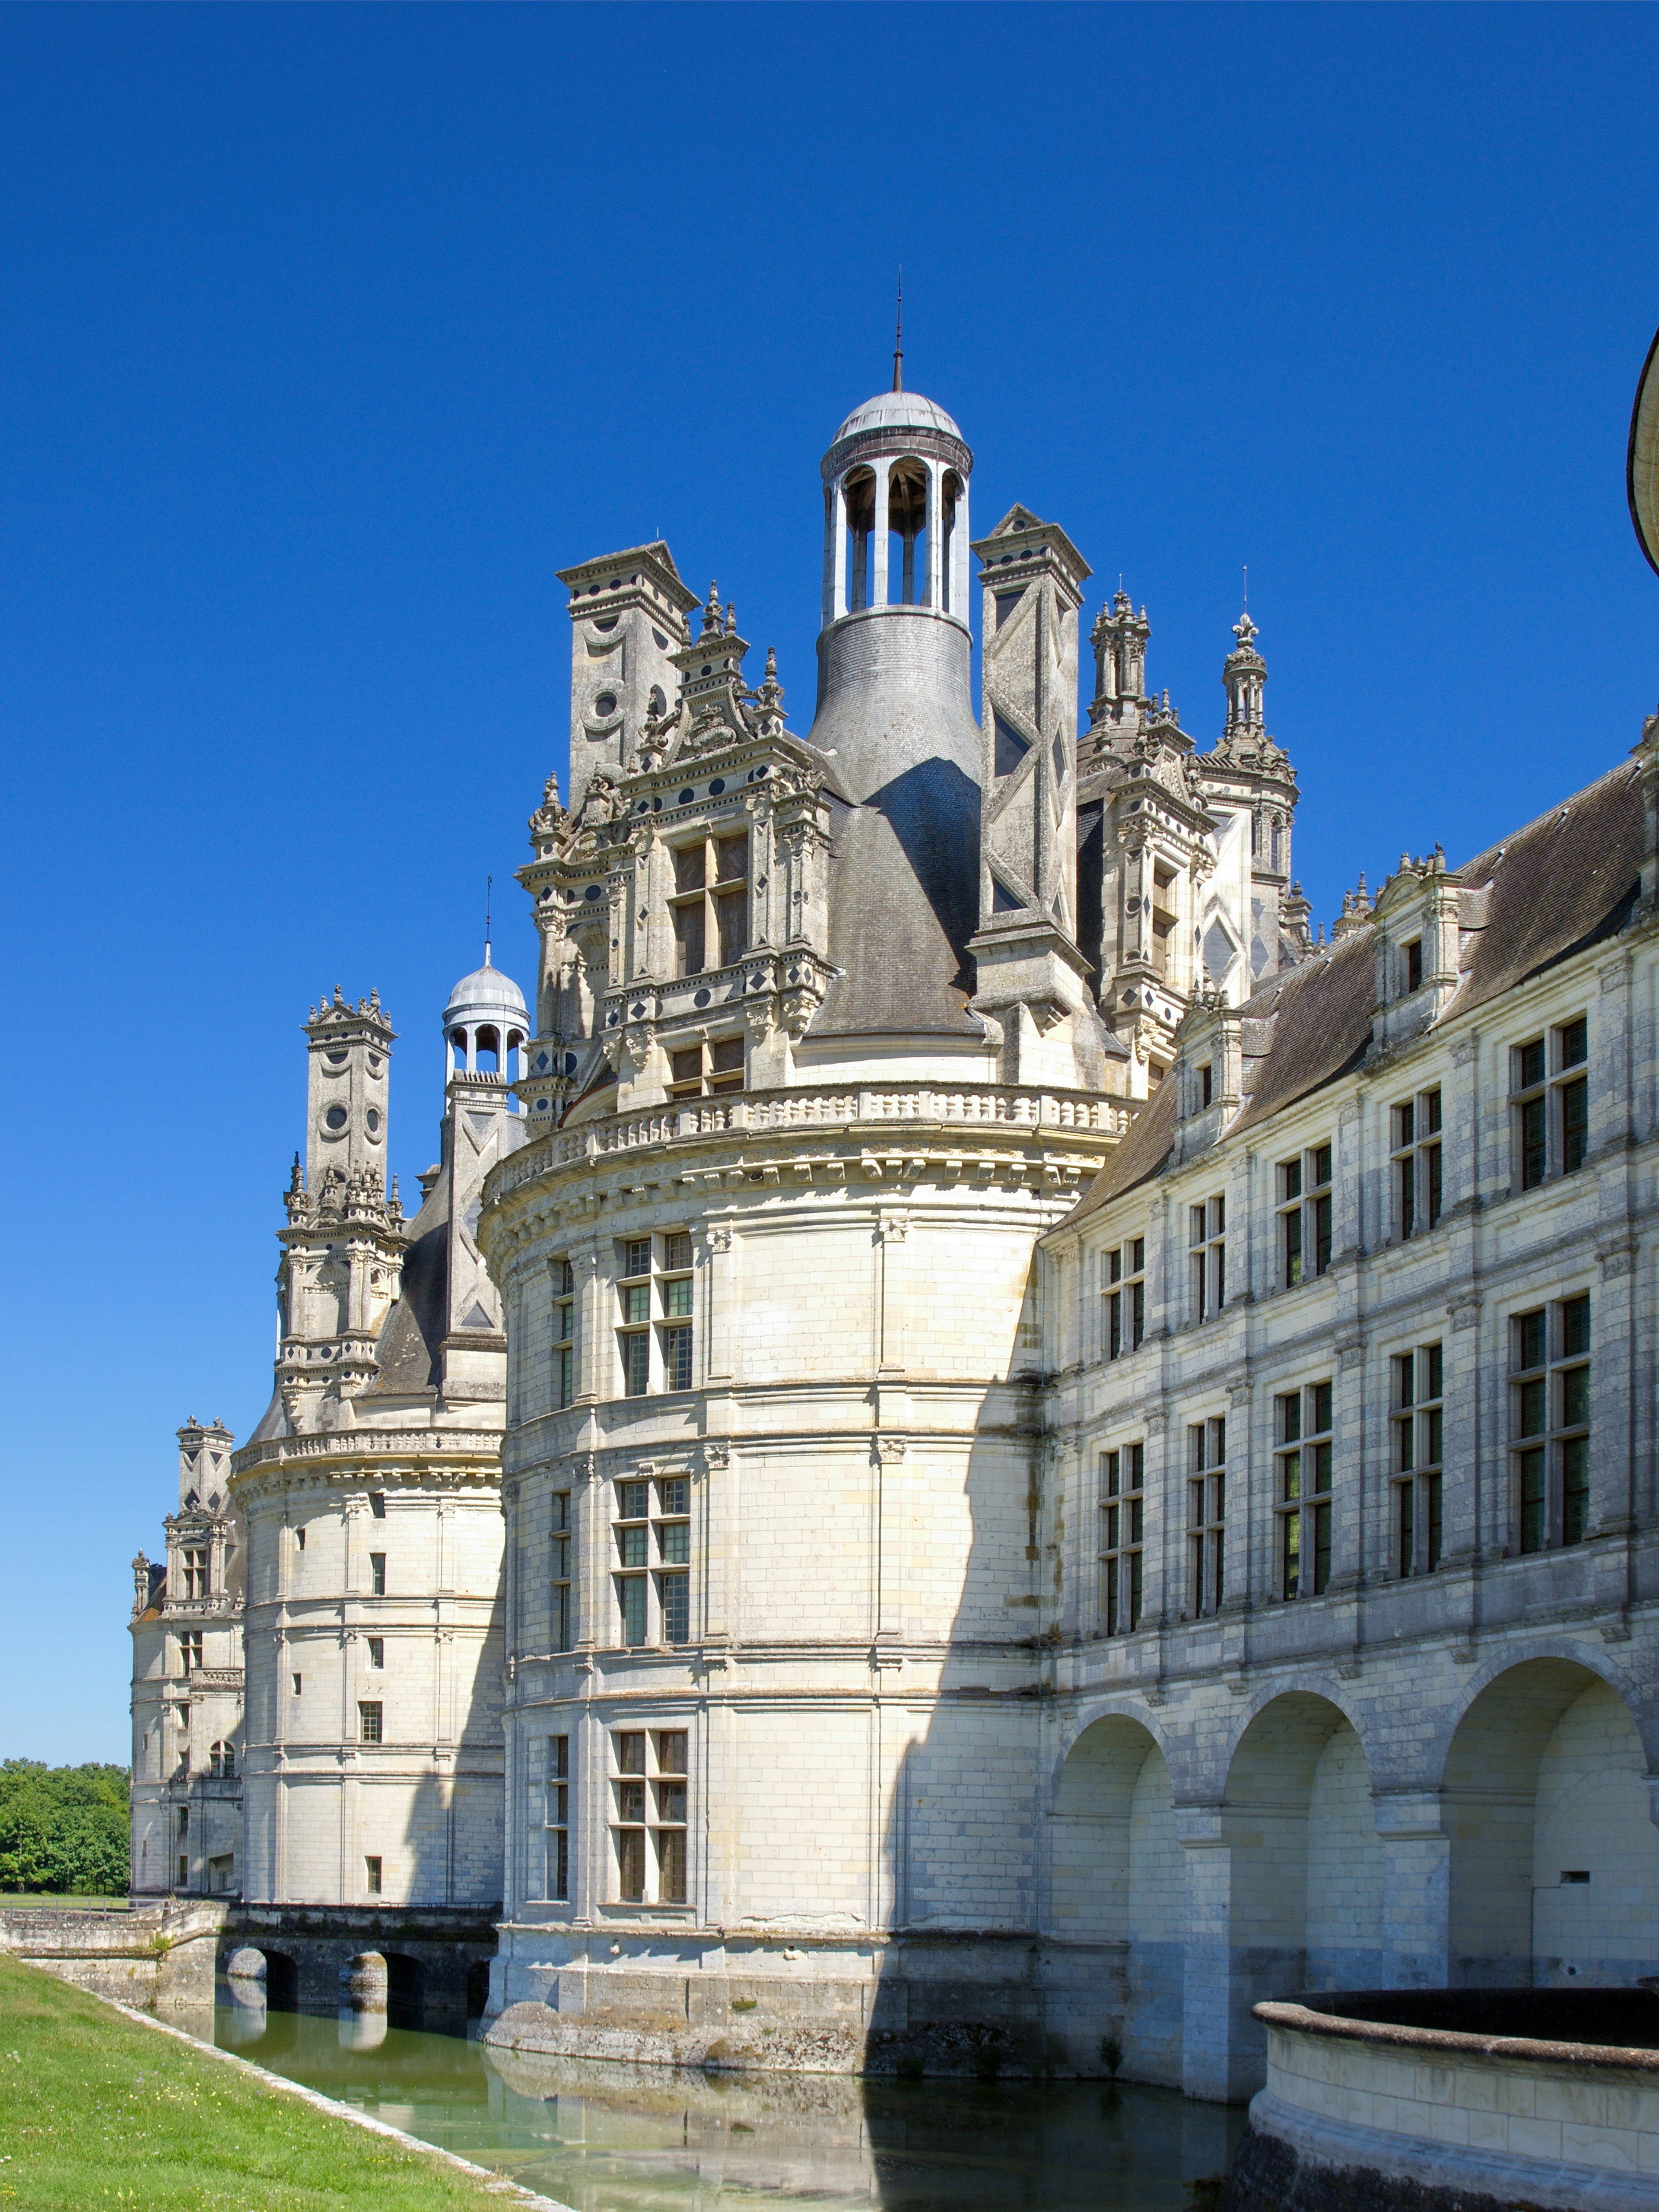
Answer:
[130,365,1659,2098]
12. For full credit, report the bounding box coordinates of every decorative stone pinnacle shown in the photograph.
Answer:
[701,581,722,637]
[1233,610,1259,650]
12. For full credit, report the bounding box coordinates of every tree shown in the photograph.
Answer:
[0,1761,129,1894]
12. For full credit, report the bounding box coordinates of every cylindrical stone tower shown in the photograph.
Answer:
[483,383,1131,2073]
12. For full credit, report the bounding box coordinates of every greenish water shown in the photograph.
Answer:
[207,2005,1240,2210]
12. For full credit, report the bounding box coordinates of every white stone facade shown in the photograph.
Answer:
[129,369,1659,2100]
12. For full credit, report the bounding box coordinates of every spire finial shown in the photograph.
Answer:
[892,268,903,394]
[1243,563,1248,611]
[484,874,493,967]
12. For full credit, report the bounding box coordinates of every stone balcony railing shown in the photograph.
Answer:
[496,1082,1133,1199]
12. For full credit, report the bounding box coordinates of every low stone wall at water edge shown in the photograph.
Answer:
[222,1903,499,2032]
[0,1900,228,2015]
[1221,1988,1659,2212]
[486,1929,1136,2078]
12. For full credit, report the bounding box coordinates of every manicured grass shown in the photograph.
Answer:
[0,1953,525,2209]
[0,1894,129,1911]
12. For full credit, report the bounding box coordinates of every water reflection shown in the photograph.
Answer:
[206,2003,1240,2210]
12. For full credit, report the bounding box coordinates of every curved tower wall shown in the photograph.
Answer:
[484,386,1132,2072]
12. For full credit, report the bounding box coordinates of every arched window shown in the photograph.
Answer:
[448,1026,469,1072]
[475,1024,500,1073]
[887,459,929,607]
[210,1741,236,1780]
[842,467,876,612]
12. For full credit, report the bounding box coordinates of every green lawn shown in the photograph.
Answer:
[0,1895,129,1911]
[0,1953,530,2209]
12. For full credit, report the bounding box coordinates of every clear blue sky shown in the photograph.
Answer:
[3,2,1656,1762]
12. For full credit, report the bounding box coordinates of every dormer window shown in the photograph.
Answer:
[670,833,749,976]
[1405,938,1424,993]
[1151,867,1177,976]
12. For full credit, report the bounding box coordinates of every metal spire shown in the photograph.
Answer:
[484,874,493,968]
[892,269,903,393]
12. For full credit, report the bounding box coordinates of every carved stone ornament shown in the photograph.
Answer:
[875,1437,907,1463]
[703,1442,731,1472]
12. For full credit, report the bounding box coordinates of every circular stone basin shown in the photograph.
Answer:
[1224,1987,1659,2212]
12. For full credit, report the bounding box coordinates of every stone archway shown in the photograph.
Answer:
[1049,1714,1182,2082]
[1443,1657,1659,1988]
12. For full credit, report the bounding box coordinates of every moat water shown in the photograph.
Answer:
[202,2003,1242,2210]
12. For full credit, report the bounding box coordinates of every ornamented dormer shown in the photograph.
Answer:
[1368,846,1465,1054]
[160,1418,242,1622]
[516,594,835,1125]
[967,505,1101,1084]
[276,994,407,1430]
[555,543,700,814]
[1076,601,1215,1096]
[1167,994,1244,1170]
[1194,611,1304,992]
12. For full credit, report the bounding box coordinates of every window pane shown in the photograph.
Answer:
[1518,1038,1546,1090]
[1311,1382,1333,1434]
[1398,1481,1415,1576]
[658,1519,690,1565]
[1561,1077,1588,1174]
[617,1525,648,1567]
[1520,1095,1547,1189]
[1284,1209,1303,1286]
[659,1571,690,1643]
[1281,1159,1302,1202]
[715,834,749,884]
[623,1332,649,1396]
[1313,1193,1332,1274]
[1514,1309,1546,1371]
[1423,1405,1443,1467]
[1561,1437,1589,1545]
[1424,1342,1443,1399]
[617,1828,645,1902]
[715,890,747,967]
[1281,1511,1300,1599]
[1426,1472,1443,1570]
[1281,1449,1302,1502]
[658,1476,689,1514]
[663,1231,694,1271]
[1558,1016,1588,1070]
[1278,1392,1301,1444]
[1559,1363,1589,1429]
[1398,1154,1415,1238]
[1519,1446,1546,1552]
[657,1731,688,1772]
[618,1481,649,1519]
[664,1323,693,1389]
[622,1284,650,1323]
[616,1731,646,1773]
[670,1046,703,1086]
[1426,1142,1443,1227]
[1103,1450,1120,1498]
[674,901,706,976]
[673,845,706,893]
[1516,1376,1546,1438]
[1313,1144,1332,1188]
[1312,1503,1332,1595]
[1424,1089,1443,1135]
[623,1239,652,1277]
[1562,1294,1590,1359]
[618,1576,647,1644]
[657,1828,687,1904]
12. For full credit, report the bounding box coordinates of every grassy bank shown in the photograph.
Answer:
[0,1894,128,1911]
[0,1953,532,2209]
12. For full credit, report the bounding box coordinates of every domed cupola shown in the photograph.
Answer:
[820,366,973,634]
[806,340,980,815]
[443,953,529,1081]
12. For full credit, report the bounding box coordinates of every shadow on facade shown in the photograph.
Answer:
[864,1292,1659,2103]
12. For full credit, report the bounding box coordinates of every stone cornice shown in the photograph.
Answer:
[229,1430,502,1502]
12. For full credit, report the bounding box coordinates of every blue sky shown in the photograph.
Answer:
[3,2,1656,1761]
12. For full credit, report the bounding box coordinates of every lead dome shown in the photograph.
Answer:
[443,956,528,1079]
[831,388,965,446]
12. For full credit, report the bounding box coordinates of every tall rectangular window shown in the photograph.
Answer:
[1513,1294,1591,1552]
[553,1257,575,1408]
[359,1701,383,1744]
[1392,1343,1444,1576]
[183,1547,209,1599]
[613,1730,648,1901]
[1189,1197,1225,1324]
[552,1491,573,1653]
[1276,1382,1334,1598]
[1187,1418,1225,1617]
[179,1631,203,1673]
[610,1729,689,1905]
[656,1475,692,1646]
[615,1478,649,1646]
[547,1735,569,1902]
[1100,1444,1144,1636]
[1392,1088,1443,1240]
[669,833,749,977]
[617,1235,697,1397]
[369,1553,386,1597]
[1279,1144,1334,1287]
[618,1240,652,1397]
[367,1637,384,1668]
[1513,1018,1589,1190]
[1104,1238,1146,1360]
[365,1855,383,1895]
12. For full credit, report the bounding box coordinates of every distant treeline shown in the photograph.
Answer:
[0,1761,129,1896]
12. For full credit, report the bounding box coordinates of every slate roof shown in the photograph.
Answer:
[1066,752,1648,1225]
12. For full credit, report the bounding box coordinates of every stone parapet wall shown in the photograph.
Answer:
[1223,1994,1659,2212]
[0,1900,228,2015]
